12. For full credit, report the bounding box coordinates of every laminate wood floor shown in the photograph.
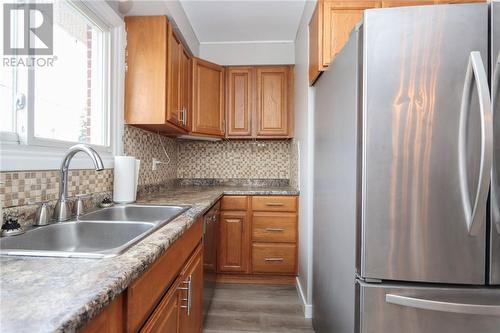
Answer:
[203,284,315,333]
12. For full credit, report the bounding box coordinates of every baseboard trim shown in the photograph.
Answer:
[296,276,313,318]
[216,273,296,285]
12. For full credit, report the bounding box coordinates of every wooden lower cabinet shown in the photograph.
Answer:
[84,218,203,333]
[218,195,298,280]
[139,244,203,333]
[252,243,297,274]
[218,211,250,273]
[179,244,204,333]
[140,278,181,333]
[252,212,297,243]
[82,295,124,333]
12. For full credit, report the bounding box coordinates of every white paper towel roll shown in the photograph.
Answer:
[114,156,137,203]
[134,159,140,201]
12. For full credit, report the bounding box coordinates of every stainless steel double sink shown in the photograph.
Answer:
[0,204,189,259]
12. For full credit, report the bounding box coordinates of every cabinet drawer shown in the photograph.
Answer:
[252,196,297,212]
[252,243,296,274]
[252,212,297,243]
[221,196,248,211]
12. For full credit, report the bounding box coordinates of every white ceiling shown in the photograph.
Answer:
[179,0,306,43]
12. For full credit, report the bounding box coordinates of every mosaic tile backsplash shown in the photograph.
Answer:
[123,125,177,186]
[1,169,113,228]
[1,169,113,208]
[1,126,298,227]
[177,140,292,179]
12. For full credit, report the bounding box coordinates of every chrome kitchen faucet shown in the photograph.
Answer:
[54,144,104,222]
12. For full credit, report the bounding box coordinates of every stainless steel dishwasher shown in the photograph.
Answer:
[203,201,219,321]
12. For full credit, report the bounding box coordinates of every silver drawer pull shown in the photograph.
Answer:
[178,276,192,315]
[265,228,284,232]
[266,202,285,207]
[265,257,284,262]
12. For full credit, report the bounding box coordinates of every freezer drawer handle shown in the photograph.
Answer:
[458,51,493,236]
[386,294,500,316]
[492,51,500,235]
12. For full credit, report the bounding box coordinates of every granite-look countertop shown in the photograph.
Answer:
[0,186,298,333]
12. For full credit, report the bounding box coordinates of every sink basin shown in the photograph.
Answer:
[78,204,187,224]
[0,204,189,259]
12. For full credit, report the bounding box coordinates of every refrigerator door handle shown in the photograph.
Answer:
[458,51,493,236]
[386,294,500,316]
[492,51,500,235]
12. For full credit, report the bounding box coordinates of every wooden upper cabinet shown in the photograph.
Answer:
[323,1,380,63]
[381,0,432,6]
[309,1,379,85]
[309,0,484,85]
[125,16,168,125]
[256,66,293,137]
[226,67,253,137]
[167,28,182,126]
[218,211,249,273]
[309,3,323,85]
[180,47,191,130]
[125,16,190,133]
[226,66,293,138]
[191,57,225,137]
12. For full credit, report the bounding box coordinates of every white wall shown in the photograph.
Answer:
[119,0,200,56]
[294,0,317,319]
[199,41,294,65]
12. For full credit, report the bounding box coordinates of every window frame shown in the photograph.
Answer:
[0,0,124,171]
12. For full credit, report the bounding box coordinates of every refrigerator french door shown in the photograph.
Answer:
[360,3,490,285]
[313,3,500,333]
[490,0,500,285]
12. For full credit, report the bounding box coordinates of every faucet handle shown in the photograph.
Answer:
[34,202,51,226]
[75,195,91,218]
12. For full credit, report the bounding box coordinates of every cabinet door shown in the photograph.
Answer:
[218,211,249,273]
[179,46,191,130]
[309,2,324,85]
[191,57,225,136]
[82,294,124,333]
[179,245,204,333]
[226,67,253,137]
[125,16,168,124]
[167,27,182,126]
[140,278,180,333]
[323,1,380,63]
[256,66,291,137]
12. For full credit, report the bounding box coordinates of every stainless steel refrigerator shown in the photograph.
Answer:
[313,3,500,332]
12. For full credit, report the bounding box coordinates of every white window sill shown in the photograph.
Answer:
[0,142,114,171]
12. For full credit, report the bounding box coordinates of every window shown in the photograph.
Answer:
[1,1,124,171]
[1,1,111,147]
[34,1,108,146]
